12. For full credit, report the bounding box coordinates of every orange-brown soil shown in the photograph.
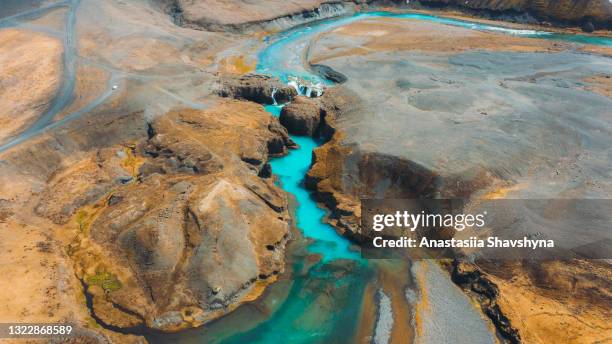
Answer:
[583,73,612,97]
[478,260,612,343]
[0,28,62,141]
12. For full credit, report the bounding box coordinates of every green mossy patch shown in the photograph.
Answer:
[76,209,90,233]
[86,271,122,293]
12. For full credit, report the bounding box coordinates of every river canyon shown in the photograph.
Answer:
[0,1,611,343]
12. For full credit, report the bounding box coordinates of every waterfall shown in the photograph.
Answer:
[314,84,323,97]
[271,87,278,105]
[288,78,301,95]
[287,76,324,98]
[305,82,324,97]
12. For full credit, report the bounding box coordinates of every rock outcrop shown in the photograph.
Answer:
[279,96,323,136]
[218,74,297,105]
[75,172,290,331]
[310,64,348,84]
[55,100,296,332]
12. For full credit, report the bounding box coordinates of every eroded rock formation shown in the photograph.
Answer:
[30,99,295,332]
[279,96,323,136]
[76,172,289,331]
[218,74,297,105]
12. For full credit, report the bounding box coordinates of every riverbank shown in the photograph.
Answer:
[376,0,612,31]
[374,6,612,37]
